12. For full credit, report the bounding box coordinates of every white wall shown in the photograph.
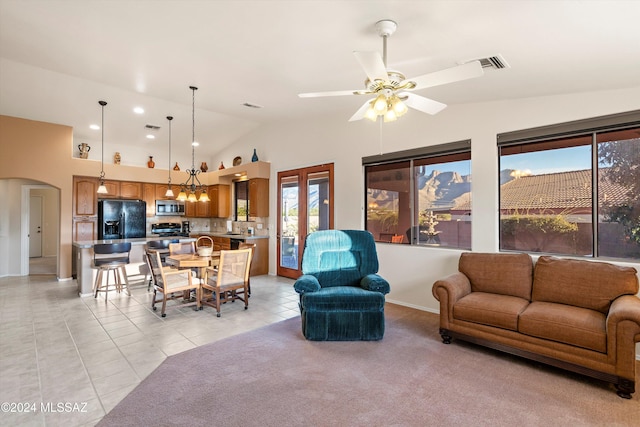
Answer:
[214,86,640,313]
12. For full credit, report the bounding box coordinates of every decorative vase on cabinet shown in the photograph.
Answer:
[147,156,155,168]
[200,162,208,172]
[251,148,259,162]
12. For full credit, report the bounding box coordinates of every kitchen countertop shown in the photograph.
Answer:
[190,232,269,240]
[73,236,195,249]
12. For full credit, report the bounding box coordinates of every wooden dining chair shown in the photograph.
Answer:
[146,249,201,317]
[168,241,195,255]
[201,248,252,317]
[238,242,256,296]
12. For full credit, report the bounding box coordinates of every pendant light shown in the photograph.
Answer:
[96,100,108,194]
[177,86,209,202]
[165,116,175,197]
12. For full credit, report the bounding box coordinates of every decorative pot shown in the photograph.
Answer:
[251,148,259,162]
[218,161,225,170]
[200,162,208,172]
[173,162,180,171]
[147,156,155,168]
[114,152,121,164]
[78,143,90,159]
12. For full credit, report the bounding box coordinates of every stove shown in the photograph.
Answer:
[151,222,189,237]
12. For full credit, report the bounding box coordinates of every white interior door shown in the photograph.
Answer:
[29,195,42,258]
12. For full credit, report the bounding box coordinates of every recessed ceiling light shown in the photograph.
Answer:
[192,141,199,147]
[90,124,100,130]
[146,134,155,140]
[134,107,145,114]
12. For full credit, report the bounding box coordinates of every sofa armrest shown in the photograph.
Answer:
[360,274,390,295]
[432,272,472,329]
[606,295,640,380]
[294,274,321,294]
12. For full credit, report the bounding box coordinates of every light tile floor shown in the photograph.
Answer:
[0,273,298,427]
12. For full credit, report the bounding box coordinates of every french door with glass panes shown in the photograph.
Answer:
[277,163,334,279]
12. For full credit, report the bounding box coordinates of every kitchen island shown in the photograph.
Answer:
[73,236,196,297]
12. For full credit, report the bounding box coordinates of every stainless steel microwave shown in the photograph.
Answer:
[155,200,186,216]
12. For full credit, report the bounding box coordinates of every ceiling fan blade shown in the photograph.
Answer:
[402,93,447,115]
[403,61,483,91]
[298,89,369,98]
[348,100,373,122]
[354,51,389,83]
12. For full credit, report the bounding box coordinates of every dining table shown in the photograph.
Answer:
[166,252,221,282]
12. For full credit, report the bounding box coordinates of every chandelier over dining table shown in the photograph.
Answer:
[177,86,210,203]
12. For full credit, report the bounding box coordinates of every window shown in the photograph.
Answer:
[364,141,472,249]
[234,180,249,221]
[498,111,640,260]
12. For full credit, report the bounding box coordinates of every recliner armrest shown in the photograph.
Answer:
[361,274,390,294]
[294,274,321,294]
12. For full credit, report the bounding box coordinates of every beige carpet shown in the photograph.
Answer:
[98,304,640,426]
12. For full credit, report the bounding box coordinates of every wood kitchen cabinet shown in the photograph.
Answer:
[99,180,121,198]
[143,183,156,216]
[119,181,143,199]
[73,176,98,216]
[155,184,181,200]
[209,184,230,218]
[212,236,231,251]
[249,178,269,217]
[72,176,99,242]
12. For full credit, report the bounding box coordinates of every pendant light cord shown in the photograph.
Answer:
[167,116,173,184]
[99,100,107,180]
[190,86,197,170]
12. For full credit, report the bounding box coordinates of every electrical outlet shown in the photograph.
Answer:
[257,223,263,229]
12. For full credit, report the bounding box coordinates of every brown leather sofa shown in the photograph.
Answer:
[432,252,640,398]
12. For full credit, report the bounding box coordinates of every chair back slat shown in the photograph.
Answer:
[169,242,195,255]
[216,249,252,287]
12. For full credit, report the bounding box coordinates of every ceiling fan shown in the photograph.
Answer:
[298,19,484,122]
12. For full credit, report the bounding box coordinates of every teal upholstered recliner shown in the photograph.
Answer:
[293,230,390,341]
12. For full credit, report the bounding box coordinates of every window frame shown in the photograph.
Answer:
[363,140,472,249]
[497,110,640,260]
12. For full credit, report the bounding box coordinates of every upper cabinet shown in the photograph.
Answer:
[249,178,269,217]
[120,181,143,199]
[155,184,181,200]
[73,176,98,217]
[210,184,230,218]
[99,180,120,198]
[143,183,156,217]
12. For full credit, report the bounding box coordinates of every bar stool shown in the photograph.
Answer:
[92,243,132,300]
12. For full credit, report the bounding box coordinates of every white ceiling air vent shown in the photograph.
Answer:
[474,54,510,70]
[145,124,161,130]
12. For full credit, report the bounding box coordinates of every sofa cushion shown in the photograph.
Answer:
[453,292,530,331]
[519,301,606,353]
[459,252,533,300]
[532,256,639,314]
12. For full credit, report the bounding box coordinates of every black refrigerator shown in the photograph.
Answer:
[98,200,147,239]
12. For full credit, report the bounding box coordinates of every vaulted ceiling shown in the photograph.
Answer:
[1,0,639,165]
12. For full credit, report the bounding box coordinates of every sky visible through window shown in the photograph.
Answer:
[501,145,591,176]
[421,146,592,178]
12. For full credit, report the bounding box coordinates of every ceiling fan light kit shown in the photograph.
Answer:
[298,19,484,123]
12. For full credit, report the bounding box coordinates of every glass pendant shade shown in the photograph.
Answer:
[177,190,188,201]
[187,192,197,202]
[97,183,108,194]
[165,187,174,197]
[199,190,210,203]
